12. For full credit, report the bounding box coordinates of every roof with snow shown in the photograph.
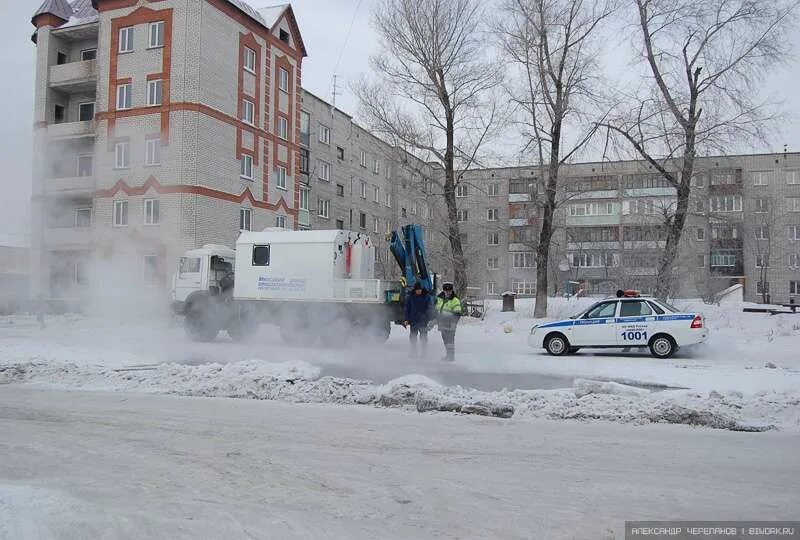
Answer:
[32,0,73,23]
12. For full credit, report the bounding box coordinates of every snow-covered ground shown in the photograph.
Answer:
[1,298,799,431]
[1,386,798,540]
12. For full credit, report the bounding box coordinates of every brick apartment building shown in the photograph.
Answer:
[30,0,800,306]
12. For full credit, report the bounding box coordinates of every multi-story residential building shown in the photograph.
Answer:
[29,1,800,306]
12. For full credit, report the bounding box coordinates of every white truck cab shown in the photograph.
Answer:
[170,244,236,312]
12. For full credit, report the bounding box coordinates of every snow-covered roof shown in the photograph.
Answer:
[258,4,290,28]
[33,0,73,22]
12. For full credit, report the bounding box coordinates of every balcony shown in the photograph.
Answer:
[567,241,620,250]
[623,240,667,250]
[569,189,619,200]
[45,175,95,196]
[48,120,96,140]
[49,60,97,92]
[509,218,536,227]
[628,267,658,276]
[565,214,620,227]
[508,193,531,202]
[624,187,674,197]
[44,226,92,249]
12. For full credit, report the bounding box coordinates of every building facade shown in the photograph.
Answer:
[29,0,800,306]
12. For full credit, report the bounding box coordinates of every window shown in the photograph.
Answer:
[77,155,93,177]
[487,257,499,269]
[488,232,500,245]
[457,209,468,222]
[56,52,67,65]
[360,181,367,199]
[279,29,290,43]
[584,301,618,319]
[242,99,255,124]
[300,148,309,175]
[299,187,309,211]
[488,183,499,196]
[114,141,129,169]
[359,150,367,168]
[757,281,770,295]
[336,146,344,160]
[456,184,468,197]
[755,225,769,240]
[144,199,160,225]
[620,300,653,317]
[790,254,800,268]
[318,160,330,181]
[278,67,289,92]
[788,198,800,212]
[385,192,392,208]
[709,195,742,212]
[509,179,528,194]
[695,200,704,213]
[756,255,769,268]
[569,202,615,216]
[373,217,379,234]
[54,104,65,123]
[752,171,770,186]
[244,47,256,73]
[78,102,95,122]
[146,137,161,165]
[276,166,287,190]
[754,198,769,213]
[252,245,270,265]
[319,124,330,144]
[711,250,736,267]
[278,117,288,139]
[146,79,163,106]
[697,254,706,268]
[276,215,286,229]
[80,49,97,61]
[144,255,159,285]
[790,225,800,241]
[75,207,92,227]
[116,83,132,110]
[359,212,367,229]
[512,281,536,296]
[239,208,251,231]
[790,281,800,296]
[149,21,164,48]
[119,27,134,53]
[336,184,344,197]
[691,175,705,188]
[336,219,345,229]
[695,227,705,241]
[487,208,499,221]
[710,173,735,185]
[179,257,201,276]
[113,200,128,227]
[240,155,253,179]
[486,282,497,295]
[512,252,535,268]
[317,198,330,218]
[787,171,800,185]
[373,185,380,203]
[373,159,380,174]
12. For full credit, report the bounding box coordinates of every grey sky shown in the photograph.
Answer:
[1,0,798,240]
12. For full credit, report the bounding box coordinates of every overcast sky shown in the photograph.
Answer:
[1,0,798,240]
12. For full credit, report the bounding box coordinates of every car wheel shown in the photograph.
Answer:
[568,347,581,354]
[545,334,569,356]
[649,334,675,359]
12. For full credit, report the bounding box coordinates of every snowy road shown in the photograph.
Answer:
[1,386,799,540]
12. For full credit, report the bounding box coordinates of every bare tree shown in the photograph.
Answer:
[497,0,615,316]
[356,0,500,293]
[601,0,797,298]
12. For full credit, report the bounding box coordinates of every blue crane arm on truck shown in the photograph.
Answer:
[389,224,434,295]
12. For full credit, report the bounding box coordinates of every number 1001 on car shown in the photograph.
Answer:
[621,330,647,341]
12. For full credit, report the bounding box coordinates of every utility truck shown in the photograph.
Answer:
[170,225,434,343]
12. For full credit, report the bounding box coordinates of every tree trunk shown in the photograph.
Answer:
[534,112,562,318]
[442,109,468,295]
[655,164,693,298]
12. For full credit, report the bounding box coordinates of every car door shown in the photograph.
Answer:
[570,300,619,346]
[615,300,656,346]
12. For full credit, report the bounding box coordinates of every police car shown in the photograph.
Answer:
[528,292,707,359]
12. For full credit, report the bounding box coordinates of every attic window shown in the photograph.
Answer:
[279,29,290,44]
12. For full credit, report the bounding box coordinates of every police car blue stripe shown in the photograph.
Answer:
[537,313,696,329]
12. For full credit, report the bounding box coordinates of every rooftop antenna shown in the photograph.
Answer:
[331,74,339,114]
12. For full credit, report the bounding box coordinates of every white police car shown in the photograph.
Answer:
[528,294,707,359]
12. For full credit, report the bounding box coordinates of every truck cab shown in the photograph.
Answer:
[170,244,236,314]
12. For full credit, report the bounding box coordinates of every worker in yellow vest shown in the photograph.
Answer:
[435,283,462,362]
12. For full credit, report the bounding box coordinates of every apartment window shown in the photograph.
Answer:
[456,184,468,197]
[144,199,160,225]
[116,83,132,110]
[240,155,253,179]
[276,215,287,229]
[373,159,380,175]
[455,209,467,222]
[299,187,310,211]
[694,200,704,213]
[317,198,330,218]
[78,102,95,122]
[243,47,256,73]
[119,27,134,53]
[149,21,165,48]
[318,160,330,182]
[710,173,735,185]
[145,138,161,165]
[242,99,255,124]
[56,52,67,65]
[114,141,129,169]
[790,254,800,268]
[385,192,392,208]
[569,202,615,216]
[789,225,800,241]
[488,232,500,245]
[319,124,330,144]
[787,171,800,185]
[54,105,65,123]
[488,183,499,196]
[75,208,92,228]
[77,155,93,177]
[711,250,736,267]
[360,181,367,199]
[709,195,742,212]
[512,281,536,295]
[512,252,535,268]
[486,282,497,295]
[509,179,528,194]
[755,225,769,240]
[695,227,705,241]
[276,166,287,190]
[373,217,379,234]
[336,146,345,160]
[752,171,770,186]
[239,208,251,231]
[697,254,706,268]
[336,184,345,197]
[278,67,289,92]
[300,148,309,175]
[691,175,705,188]
[359,212,367,229]
[80,49,97,61]
[336,219,345,229]
[757,281,770,295]
[279,29,290,43]
[359,150,367,168]
[487,208,499,221]
[147,79,163,106]
[278,117,288,139]
[790,281,800,296]
[113,200,128,227]
[487,257,499,269]
[754,198,768,213]
[787,198,800,212]
[756,255,769,268]
[373,185,380,203]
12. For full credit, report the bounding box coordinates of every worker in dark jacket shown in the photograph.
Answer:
[435,283,462,362]
[404,282,433,358]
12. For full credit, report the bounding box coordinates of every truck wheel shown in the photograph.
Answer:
[649,334,675,359]
[227,317,257,342]
[545,333,569,356]
[185,309,220,342]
